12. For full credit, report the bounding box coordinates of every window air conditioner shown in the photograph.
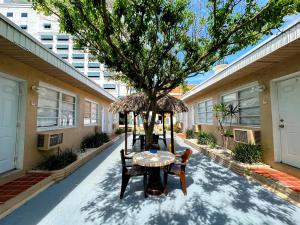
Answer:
[37,132,63,150]
[233,129,260,145]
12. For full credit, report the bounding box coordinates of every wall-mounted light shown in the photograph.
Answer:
[31,85,41,92]
[252,84,266,93]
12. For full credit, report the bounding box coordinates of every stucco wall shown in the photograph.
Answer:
[0,55,113,170]
[184,53,300,178]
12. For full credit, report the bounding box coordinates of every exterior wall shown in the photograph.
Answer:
[184,52,300,178]
[0,54,114,171]
[0,2,128,98]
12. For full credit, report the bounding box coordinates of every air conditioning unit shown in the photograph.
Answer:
[233,129,261,145]
[37,132,63,150]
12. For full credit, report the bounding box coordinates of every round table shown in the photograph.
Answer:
[133,151,175,195]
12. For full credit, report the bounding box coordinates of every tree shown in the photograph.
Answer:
[31,0,299,145]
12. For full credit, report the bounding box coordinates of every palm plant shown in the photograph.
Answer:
[213,103,239,148]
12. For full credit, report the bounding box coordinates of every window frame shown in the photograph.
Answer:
[37,82,78,131]
[220,82,260,127]
[196,98,213,125]
[84,99,100,126]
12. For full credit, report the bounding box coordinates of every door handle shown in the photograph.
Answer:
[279,124,284,128]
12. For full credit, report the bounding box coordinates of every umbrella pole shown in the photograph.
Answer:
[125,112,128,155]
[162,112,166,146]
[170,112,175,154]
[133,112,136,145]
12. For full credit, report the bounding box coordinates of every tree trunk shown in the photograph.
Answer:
[142,99,158,149]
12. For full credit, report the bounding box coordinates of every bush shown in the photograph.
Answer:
[38,149,77,171]
[115,128,125,135]
[234,143,263,164]
[185,129,195,139]
[174,122,182,133]
[81,132,109,148]
[197,131,217,148]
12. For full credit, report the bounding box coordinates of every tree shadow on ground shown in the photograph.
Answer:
[80,138,300,225]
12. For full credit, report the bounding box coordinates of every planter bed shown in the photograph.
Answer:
[30,133,124,181]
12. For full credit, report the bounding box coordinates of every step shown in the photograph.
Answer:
[0,170,26,186]
[0,173,53,218]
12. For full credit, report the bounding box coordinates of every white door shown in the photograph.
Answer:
[277,76,300,168]
[0,77,19,173]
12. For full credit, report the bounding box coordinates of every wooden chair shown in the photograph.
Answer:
[120,149,148,199]
[163,149,192,195]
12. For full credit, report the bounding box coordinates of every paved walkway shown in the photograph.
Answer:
[1,137,300,225]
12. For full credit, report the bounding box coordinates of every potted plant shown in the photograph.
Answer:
[213,103,238,149]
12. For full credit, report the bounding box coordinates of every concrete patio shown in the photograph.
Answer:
[0,136,300,225]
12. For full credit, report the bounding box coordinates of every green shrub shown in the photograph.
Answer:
[233,143,262,164]
[197,131,217,148]
[115,128,125,134]
[185,129,195,139]
[81,132,109,148]
[174,122,182,133]
[38,149,77,170]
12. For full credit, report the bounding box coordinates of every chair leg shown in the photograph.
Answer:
[163,171,168,195]
[143,173,148,198]
[179,173,187,195]
[120,175,130,199]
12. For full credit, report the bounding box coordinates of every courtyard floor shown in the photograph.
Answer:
[0,136,300,225]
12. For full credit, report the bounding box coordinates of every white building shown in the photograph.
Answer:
[0,0,129,98]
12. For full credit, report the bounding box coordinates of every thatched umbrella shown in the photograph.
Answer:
[109,92,188,154]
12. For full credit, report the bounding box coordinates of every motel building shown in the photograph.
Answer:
[0,14,117,176]
[181,19,300,178]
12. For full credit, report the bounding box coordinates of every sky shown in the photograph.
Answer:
[186,3,300,85]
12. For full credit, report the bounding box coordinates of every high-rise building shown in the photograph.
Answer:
[0,0,129,98]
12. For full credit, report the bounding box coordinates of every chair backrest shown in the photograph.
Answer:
[152,134,159,144]
[120,149,127,172]
[181,149,192,164]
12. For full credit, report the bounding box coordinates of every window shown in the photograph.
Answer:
[87,72,100,77]
[56,44,69,50]
[21,12,28,17]
[37,86,77,129]
[41,35,53,41]
[57,35,69,41]
[103,84,116,90]
[43,23,51,29]
[72,53,84,59]
[59,54,68,59]
[197,99,213,124]
[73,63,84,68]
[84,100,100,125]
[6,12,13,17]
[20,25,27,30]
[44,44,53,50]
[88,63,100,68]
[103,71,112,78]
[73,46,84,51]
[221,85,260,126]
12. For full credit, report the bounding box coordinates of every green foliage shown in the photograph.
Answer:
[30,0,300,97]
[38,149,77,171]
[197,131,217,148]
[31,0,299,146]
[185,129,195,139]
[174,122,182,133]
[115,128,125,134]
[234,143,263,164]
[81,132,109,149]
